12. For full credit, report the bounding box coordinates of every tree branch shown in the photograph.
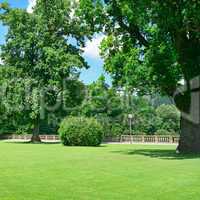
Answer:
[111,0,149,47]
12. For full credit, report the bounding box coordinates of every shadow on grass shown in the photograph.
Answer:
[5,141,61,145]
[4,140,107,147]
[111,149,200,160]
[61,144,108,148]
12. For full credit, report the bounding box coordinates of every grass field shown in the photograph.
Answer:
[0,141,200,200]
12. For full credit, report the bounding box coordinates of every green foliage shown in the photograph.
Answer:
[80,76,124,135]
[77,0,200,150]
[79,0,200,96]
[82,76,122,117]
[80,79,180,136]
[156,105,180,133]
[156,105,180,121]
[120,95,156,135]
[59,117,103,146]
[121,96,180,135]
[0,1,91,135]
[110,123,123,136]
[0,66,33,134]
[155,129,173,136]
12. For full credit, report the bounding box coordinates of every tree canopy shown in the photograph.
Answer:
[0,0,92,139]
[79,0,200,95]
[78,0,200,152]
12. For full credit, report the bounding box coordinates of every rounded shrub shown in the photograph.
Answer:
[59,117,103,146]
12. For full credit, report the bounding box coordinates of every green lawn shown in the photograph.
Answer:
[0,142,200,200]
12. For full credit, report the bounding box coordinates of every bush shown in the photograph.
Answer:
[110,123,123,136]
[155,129,174,135]
[123,129,132,135]
[156,105,180,121]
[155,105,180,133]
[59,117,103,146]
[133,131,145,135]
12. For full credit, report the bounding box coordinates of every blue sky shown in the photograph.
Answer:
[0,0,111,85]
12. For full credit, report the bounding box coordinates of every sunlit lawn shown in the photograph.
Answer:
[0,141,200,200]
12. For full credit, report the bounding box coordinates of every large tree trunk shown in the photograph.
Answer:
[31,118,41,143]
[175,77,200,153]
[177,116,200,153]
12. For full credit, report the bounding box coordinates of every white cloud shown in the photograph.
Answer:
[27,0,37,13]
[83,35,105,59]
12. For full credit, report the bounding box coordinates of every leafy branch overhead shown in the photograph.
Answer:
[79,0,200,97]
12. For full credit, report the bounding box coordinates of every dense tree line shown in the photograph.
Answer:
[78,76,180,136]
[0,69,179,136]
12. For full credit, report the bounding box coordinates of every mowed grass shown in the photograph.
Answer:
[0,142,200,200]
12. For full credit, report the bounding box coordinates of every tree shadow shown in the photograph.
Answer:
[61,144,108,148]
[111,148,200,160]
[41,141,61,145]
[4,141,107,147]
[4,141,31,144]
[5,141,61,145]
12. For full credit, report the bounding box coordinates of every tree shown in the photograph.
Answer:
[0,66,32,134]
[156,105,180,133]
[0,1,90,142]
[81,75,123,136]
[79,0,200,153]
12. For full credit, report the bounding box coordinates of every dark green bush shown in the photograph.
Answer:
[133,131,145,135]
[59,117,103,146]
[123,129,135,135]
[155,105,180,133]
[155,129,174,135]
[110,123,123,136]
